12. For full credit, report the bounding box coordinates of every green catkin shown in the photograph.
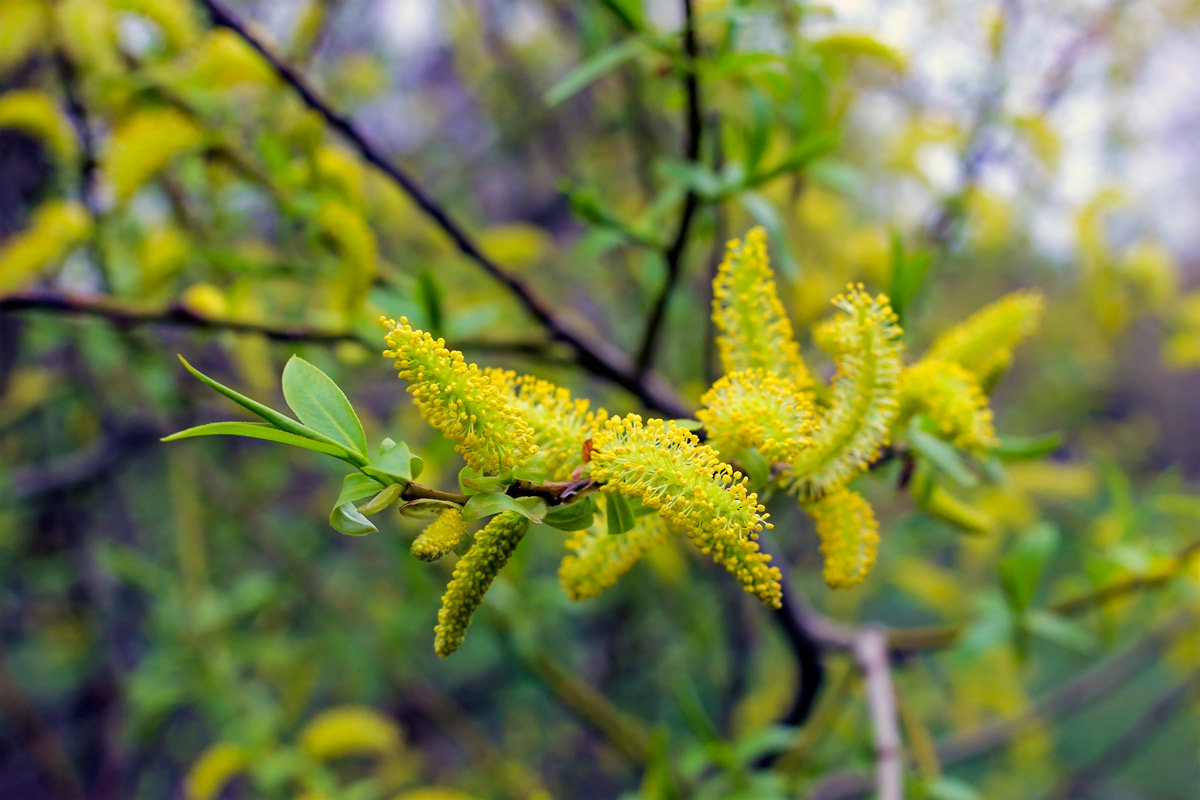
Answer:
[434,511,528,657]
[788,285,904,500]
[558,512,670,601]
[804,486,880,588]
[382,317,537,474]
[590,415,782,608]
[484,369,607,481]
[411,508,468,562]
[711,226,814,390]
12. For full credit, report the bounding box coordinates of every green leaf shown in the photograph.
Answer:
[544,39,645,106]
[373,438,422,483]
[992,431,1064,461]
[737,192,799,278]
[176,357,358,461]
[459,466,513,495]
[925,776,984,800]
[281,356,368,457]
[358,483,404,515]
[162,421,351,458]
[1024,609,1095,652]
[329,474,385,533]
[330,502,377,535]
[542,498,597,531]
[908,418,978,487]
[887,232,932,324]
[334,473,386,508]
[1000,522,1060,611]
[461,492,542,524]
[606,493,636,535]
[746,132,838,189]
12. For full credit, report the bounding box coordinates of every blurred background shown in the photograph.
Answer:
[1,1,1198,798]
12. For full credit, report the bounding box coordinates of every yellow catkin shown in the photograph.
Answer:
[558,511,670,601]
[484,369,607,481]
[788,285,904,500]
[434,512,528,657]
[927,290,1045,381]
[898,359,997,453]
[804,486,880,588]
[383,318,537,474]
[697,368,816,463]
[711,226,813,390]
[411,508,468,562]
[590,415,782,608]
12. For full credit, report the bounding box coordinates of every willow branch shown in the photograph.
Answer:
[0,290,568,361]
[634,0,704,376]
[855,628,903,800]
[192,0,690,419]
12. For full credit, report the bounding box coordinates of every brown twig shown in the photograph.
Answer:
[634,0,704,377]
[192,0,690,419]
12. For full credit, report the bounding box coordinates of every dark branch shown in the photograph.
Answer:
[634,0,704,377]
[193,0,690,419]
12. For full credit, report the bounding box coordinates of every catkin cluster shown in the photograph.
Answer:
[590,415,782,608]
[383,317,537,474]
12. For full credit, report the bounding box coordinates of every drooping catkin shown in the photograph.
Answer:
[787,286,904,500]
[411,507,468,562]
[433,511,528,657]
[590,415,782,607]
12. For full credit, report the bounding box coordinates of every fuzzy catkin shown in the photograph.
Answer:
[712,227,813,389]
[804,486,880,588]
[590,415,782,608]
[788,285,904,500]
[559,512,669,601]
[411,507,468,562]
[433,512,528,657]
[383,317,537,474]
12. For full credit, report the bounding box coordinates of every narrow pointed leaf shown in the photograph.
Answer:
[461,492,542,524]
[163,421,352,458]
[606,493,636,535]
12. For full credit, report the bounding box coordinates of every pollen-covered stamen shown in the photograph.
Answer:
[698,368,817,465]
[558,510,669,601]
[712,227,813,390]
[898,359,997,453]
[804,486,880,588]
[788,285,904,501]
[484,369,608,482]
[382,317,537,474]
[590,415,782,608]
[434,511,528,657]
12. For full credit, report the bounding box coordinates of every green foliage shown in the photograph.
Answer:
[2,1,1198,798]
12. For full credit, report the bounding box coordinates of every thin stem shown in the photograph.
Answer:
[634,0,704,377]
[192,0,690,419]
[855,628,903,800]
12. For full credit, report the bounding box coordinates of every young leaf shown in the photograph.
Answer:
[908,418,977,487]
[462,491,543,524]
[544,39,645,106]
[281,356,368,457]
[992,431,1064,461]
[605,492,637,535]
[374,438,423,483]
[163,421,351,458]
[1000,522,1060,611]
[543,498,596,531]
[330,502,377,535]
[176,357,360,462]
[334,473,386,508]
[459,466,512,495]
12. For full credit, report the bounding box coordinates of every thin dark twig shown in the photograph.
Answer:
[634,0,704,376]
[192,0,689,419]
[0,291,568,360]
